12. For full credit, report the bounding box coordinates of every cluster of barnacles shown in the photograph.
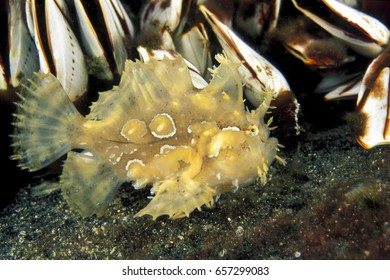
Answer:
[1,0,389,149]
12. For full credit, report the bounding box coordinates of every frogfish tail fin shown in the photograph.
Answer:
[11,72,82,171]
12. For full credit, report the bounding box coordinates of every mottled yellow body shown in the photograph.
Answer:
[12,54,279,219]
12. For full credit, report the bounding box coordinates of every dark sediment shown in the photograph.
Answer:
[1,122,389,260]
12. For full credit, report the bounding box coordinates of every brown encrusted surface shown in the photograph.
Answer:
[1,123,389,260]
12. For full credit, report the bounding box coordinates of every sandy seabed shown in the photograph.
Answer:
[1,120,389,259]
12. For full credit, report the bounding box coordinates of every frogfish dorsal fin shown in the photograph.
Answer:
[88,55,193,120]
[201,53,243,103]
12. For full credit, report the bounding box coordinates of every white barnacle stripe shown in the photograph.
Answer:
[149,113,176,139]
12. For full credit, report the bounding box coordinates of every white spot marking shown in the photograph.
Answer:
[120,119,147,141]
[156,124,164,131]
[150,113,176,139]
[160,145,176,154]
[222,126,240,131]
[115,152,124,162]
[125,159,145,171]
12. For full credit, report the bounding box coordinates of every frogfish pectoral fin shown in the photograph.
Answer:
[135,177,216,220]
[61,151,122,217]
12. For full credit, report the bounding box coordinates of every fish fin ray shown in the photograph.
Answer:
[135,177,215,220]
[11,72,81,171]
[88,55,193,120]
[201,53,243,102]
[61,151,122,217]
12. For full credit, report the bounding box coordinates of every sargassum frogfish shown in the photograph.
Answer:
[12,53,280,219]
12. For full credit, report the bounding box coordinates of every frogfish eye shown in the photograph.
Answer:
[246,125,259,137]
